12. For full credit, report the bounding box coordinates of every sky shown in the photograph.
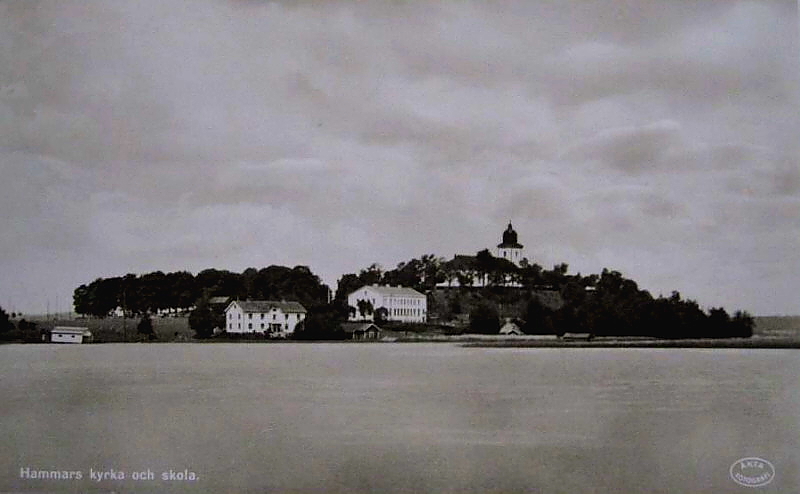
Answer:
[1,0,798,316]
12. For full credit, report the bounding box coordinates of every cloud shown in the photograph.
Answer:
[0,0,798,315]
[563,120,684,172]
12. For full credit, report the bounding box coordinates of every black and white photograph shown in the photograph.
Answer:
[1,1,798,492]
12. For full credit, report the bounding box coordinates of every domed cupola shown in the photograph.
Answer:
[498,222,523,249]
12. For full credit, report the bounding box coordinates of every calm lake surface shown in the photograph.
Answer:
[2,343,798,493]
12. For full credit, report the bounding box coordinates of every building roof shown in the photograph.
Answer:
[341,322,382,334]
[499,321,524,335]
[352,285,426,298]
[51,326,90,334]
[497,222,524,249]
[208,296,231,305]
[229,300,307,313]
[445,254,478,271]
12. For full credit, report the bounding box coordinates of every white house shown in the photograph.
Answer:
[348,285,427,323]
[224,300,307,336]
[50,327,92,344]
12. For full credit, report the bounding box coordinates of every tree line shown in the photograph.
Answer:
[73,266,330,318]
[336,253,754,339]
[467,268,754,338]
[70,251,755,340]
[333,251,577,303]
[0,306,43,342]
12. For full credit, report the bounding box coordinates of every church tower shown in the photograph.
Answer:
[496,222,524,266]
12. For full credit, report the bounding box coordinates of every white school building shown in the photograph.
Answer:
[348,285,427,323]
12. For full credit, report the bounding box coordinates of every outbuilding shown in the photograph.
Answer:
[499,319,525,335]
[50,327,92,344]
[341,322,382,341]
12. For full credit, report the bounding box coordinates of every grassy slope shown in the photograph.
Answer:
[31,316,193,342]
[753,316,800,337]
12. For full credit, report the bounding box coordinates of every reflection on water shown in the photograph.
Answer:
[1,344,798,493]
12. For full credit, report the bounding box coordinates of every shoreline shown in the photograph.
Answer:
[458,336,800,349]
[6,336,800,349]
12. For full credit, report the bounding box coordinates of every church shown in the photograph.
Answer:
[496,222,524,266]
[436,222,527,288]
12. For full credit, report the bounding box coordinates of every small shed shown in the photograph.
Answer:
[499,318,525,335]
[341,322,382,341]
[51,327,92,344]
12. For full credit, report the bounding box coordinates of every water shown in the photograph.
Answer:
[2,343,798,493]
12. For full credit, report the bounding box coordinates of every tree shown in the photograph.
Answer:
[381,254,446,291]
[475,249,494,286]
[292,304,346,340]
[137,313,156,340]
[523,297,553,334]
[707,307,731,338]
[0,306,12,335]
[730,310,754,338]
[188,296,216,339]
[374,307,389,324]
[335,273,362,305]
[356,299,374,321]
[469,302,500,334]
[16,319,40,342]
[359,263,383,286]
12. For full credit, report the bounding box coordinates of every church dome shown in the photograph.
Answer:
[497,222,523,249]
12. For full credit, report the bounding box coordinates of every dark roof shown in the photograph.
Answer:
[445,255,478,271]
[497,222,524,249]
[231,300,307,313]
[341,322,382,334]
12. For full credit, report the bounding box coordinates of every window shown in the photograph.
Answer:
[228,323,232,330]
[261,313,264,319]
[248,323,252,330]
[248,313,252,319]
[238,323,241,329]
[273,314,276,320]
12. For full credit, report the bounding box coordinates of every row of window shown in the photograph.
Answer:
[358,296,425,308]
[388,297,424,307]
[392,308,424,317]
[229,312,303,321]
[229,322,288,332]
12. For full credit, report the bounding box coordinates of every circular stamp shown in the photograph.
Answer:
[729,457,775,488]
